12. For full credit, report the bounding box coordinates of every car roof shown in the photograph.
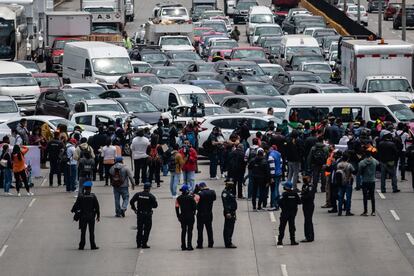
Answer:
[115,97,148,102]
[66,83,103,88]
[287,93,402,106]
[190,80,222,84]
[83,99,118,104]
[126,73,156,77]
[289,83,346,88]
[32,73,59,77]
[238,81,271,85]
[107,89,142,92]
[223,95,278,100]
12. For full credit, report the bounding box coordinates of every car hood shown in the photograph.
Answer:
[131,111,162,125]
[0,113,21,124]
[161,45,195,51]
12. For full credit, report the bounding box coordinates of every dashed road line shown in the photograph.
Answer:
[40,177,47,187]
[0,245,8,257]
[28,198,36,208]
[269,211,276,222]
[406,233,414,246]
[390,210,400,221]
[376,190,386,199]
[281,264,288,276]
[16,219,24,229]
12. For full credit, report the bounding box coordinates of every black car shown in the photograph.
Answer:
[393,6,414,29]
[99,89,150,100]
[36,89,100,118]
[166,51,202,61]
[367,0,386,13]
[115,97,161,125]
[213,60,269,82]
[271,71,322,94]
[233,0,258,24]
[178,72,219,83]
[129,49,169,66]
[164,59,196,72]
[225,81,280,96]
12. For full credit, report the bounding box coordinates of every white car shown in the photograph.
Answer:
[157,6,190,22]
[73,99,126,114]
[346,5,368,26]
[240,108,285,121]
[250,23,282,46]
[0,96,21,123]
[198,114,278,155]
[62,83,106,94]
[159,35,195,52]
[0,115,96,142]
[70,111,151,130]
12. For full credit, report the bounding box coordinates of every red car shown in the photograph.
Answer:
[229,47,268,63]
[114,73,161,90]
[208,49,232,62]
[32,73,62,93]
[193,27,213,45]
[207,90,235,105]
[383,2,401,20]
[45,37,81,74]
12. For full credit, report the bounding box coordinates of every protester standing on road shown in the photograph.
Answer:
[66,139,78,193]
[102,139,117,186]
[88,126,107,181]
[16,118,29,145]
[377,131,400,193]
[249,148,271,210]
[395,123,410,181]
[175,184,197,251]
[358,149,379,216]
[78,151,95,196]
[307,136,329,192]
[1,144,12,195]
[285,130,304,190]
[277,181,301,246]
[268,144,282,210]
[227,143,246,199]
[230,26,240,41]
[71,181,100,250]
[146,135,163,188]
[122,31,133,50]
[336,152,355,216]
[46,132,64,187]
[12,145,32,197]
[131,129,150,186]
[196,182,216,249]
[222,181,237,248]
[206,127,225,180]
[179,140,198,191]
[406,143,414,190]
[110,157,135,217]
[300,175,315,243]
[130,183,158,249]
[169,143,184,198]
[245,138,260,199]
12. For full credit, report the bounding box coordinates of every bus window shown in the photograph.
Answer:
[289,107,329,123]
[332,107,362,122]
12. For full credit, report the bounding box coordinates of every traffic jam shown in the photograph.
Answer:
[0,0,413,145]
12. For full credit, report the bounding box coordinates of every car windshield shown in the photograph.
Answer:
[209,92,233,103]
[92,58,132,76]
[231,64,265,76]
[133,64,151,73]
[204,106,229,115]
[286,47,321,60]
[0,74,37,87]
[303,63,331,71]
[79,86,105,93]
[170,52,201,60]
[179,94,213,105]
[194,28,212,36]
[122,100,158,113]
[261,66,284,76]
[154,68,183,78]
[367,79,412,92]
[314,30,337,37]
[162,8,187,16]
[292,56,324,67]
[0,101,18,113]
[161,37,190,46]
[388,104,414,121]
[197,82,225,90]
[291,74,322,83]
[237,2,257,10]
[131,76,161,86]
[322,87,352,93]
[250,98,286,108]
[49,119,76,132]
[36,77,60,87]
[202,23,227,33]
[197,63,215,71]
[233,49,266,59]
[214,40,238,48]
[255,26,282,36]
[245,85,280,96]
[250,14,273,23]
[88,103,124,112]
[65,92,99,105]
[203,11,225,17]
[142,53,168,62]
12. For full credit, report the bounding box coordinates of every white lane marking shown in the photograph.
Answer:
[269,211,276,222]
[406,233,414,246]
[40,177,47,187]
[275,236,283,248]
[16,218,24,229]
[281,264,288,276]
[140,249,143,254]
[390,210,400,221]
[28,198,36,208]
[376,190,386,199]
[0,245,8,257]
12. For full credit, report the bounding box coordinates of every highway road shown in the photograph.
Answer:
[0,0,414,275]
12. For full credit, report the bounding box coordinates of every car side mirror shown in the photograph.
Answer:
[62,78,71,84]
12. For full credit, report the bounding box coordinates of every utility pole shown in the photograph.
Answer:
[357,0,361,24]
[402,0,407,41]
[378,0,383,38]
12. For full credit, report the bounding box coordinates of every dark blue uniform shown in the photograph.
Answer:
[222,186,237,248]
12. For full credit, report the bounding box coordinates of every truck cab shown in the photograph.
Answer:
[46,37,81,74]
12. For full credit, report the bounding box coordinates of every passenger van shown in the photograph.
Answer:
[285,94,414,133]
[0,61,40,114]
[143,84,214,111]
[247,6,274,38]
[62,42,133,84]
[280,35,321,62]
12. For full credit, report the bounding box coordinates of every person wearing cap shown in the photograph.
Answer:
[377,131,400,193]
[130,183,158,249]
[71,181,100,250]
[175,184,197,250]
[196,182,216,249]
[64,138,78,193]
[222,181,237,248]
[109,156,135,217]
[277,180,301,246]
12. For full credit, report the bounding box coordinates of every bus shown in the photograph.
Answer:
[0,5,28,60]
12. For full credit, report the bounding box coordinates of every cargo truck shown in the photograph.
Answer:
[81,0,125,34]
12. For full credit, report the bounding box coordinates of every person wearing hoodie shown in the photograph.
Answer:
[358,149,379,216]
[307,136,329,192]
[377,131,400,193]
[78,151,95,196]
[285,130,304,190]
[109,157,135,217]
[249,148,271,210]
[228,144,246,198]
[74,137,95,162]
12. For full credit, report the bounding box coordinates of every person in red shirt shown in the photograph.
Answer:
[179,139,198,191]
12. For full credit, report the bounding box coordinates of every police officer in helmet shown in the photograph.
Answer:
[130,182,158,249]
[222,181,237,248]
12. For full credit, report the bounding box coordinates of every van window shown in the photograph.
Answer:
[289,107,329,122]
[75,115,93,125]
[332,107,362,122]
[85,59,92,77]
[169,93,179,106]
[248,118,268,131]
[369,107,396,123]
[96,115,114,127]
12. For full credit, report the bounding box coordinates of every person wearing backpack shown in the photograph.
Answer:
[131,129,150,186]
[74,137,95,163]
[244,138,260,199]
[109,157,135,217]
[12,145,32,196]
[78,151,95,196]
[336,152,355,216]
[249,148,271,211]
[206,127,225,180]
[101,139,118,186]
[146,135,164,188]
[268,144,282,210]
[307,136,329,192]
[358,149,379,216]
[285,130,304,190]
[228,144,246,198]
[169,144,185,197]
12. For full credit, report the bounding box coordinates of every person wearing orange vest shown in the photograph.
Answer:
[322,145,336,209]
[12,145,31,197]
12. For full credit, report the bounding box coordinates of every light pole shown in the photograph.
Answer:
[378,0,383,37]
[402,0,407,41]
[357,0,361,24]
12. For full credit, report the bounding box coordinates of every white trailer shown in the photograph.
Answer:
[341,39,414,91]
[144,22,193,45]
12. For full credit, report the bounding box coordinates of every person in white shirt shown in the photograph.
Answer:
[66,139,78,192]
[131,129,150,185]
[396,123,410,181]
[102,139,117,186]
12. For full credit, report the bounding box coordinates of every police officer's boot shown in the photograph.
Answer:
[291,238,299,246]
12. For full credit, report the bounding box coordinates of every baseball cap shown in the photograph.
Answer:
[115,156,123,163]
[83,181,93,187]
[283,181,293,190]
[180,184,190,192]
[198,182,207,189]
[69,138,77,144]
[143,182,151,189]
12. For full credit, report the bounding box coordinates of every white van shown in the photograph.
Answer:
[285,94,414,133]
[0,61,40,114]
[280,35,321,62]
[143,84,214,111]
[62,42,133,84]
[247,6,274,38]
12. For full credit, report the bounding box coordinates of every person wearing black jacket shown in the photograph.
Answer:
[222,181,237,248]
[175,185,197,250]
[46,132,64,186]
[300,175,315,243]
[304,130,318,173]
[277,181,301,246]
[196,182,216,249]
[377,132,400,193]
[406,144,414,190]
[249,148,271,210]
[227,144,246,198]
[87,127,107,181]
[71,181,100,250]
[78,151,95,196]
[285,130,304,190]
[130,183,158,249]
